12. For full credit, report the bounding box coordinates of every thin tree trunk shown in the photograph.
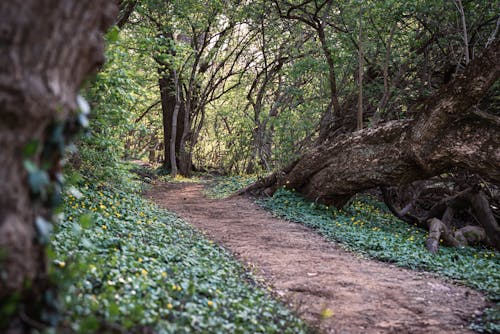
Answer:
[372,23,397,125]
[318,24,342,138]
[357,4,364,131]
[116,0,137,29]
[170,70,180,178]
[454,0,470,64]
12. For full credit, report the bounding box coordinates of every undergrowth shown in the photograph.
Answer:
[50,175,308,333]
[258,188,500,295]
[259,188,500,333]
[205,177,499,332]
[204,176,257,199]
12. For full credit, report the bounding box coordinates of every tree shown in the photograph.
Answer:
[240,40,500,248]
[0,1,116,331]
[273,0,343,139]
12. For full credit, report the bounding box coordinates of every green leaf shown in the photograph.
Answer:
[35,216,53,245]
[78,114,89,128]
[23,140,39,157]
[106,26,120,43]
[76,95,90,115]
[23,160,38,173]
[28,169,50,195]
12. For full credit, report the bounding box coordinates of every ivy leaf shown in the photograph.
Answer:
[28,169,50,196]
[77,113,90,128]
[23,160,38,173]
[79,214,94,229]
[23,140,39,157]
[68,186,84,199]
[76,95,91,116]
[35,216,53,245]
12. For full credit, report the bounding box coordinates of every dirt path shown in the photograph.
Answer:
[147,182,487,334]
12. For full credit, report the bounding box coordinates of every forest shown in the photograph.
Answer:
[0,0,499,333]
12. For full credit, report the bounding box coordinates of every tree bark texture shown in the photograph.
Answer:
[159,67,184,169]
[243,41,500,208]
[0,0,116,330]
[170,70,180,177]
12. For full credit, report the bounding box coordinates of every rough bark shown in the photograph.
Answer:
[357,4,364,131]
[241,40,500,208]
[170,70,180,178]
[158,67,184,169]
[425,187,500,251]
[0,0,116,331]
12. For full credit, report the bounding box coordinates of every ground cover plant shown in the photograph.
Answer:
[206,177,499,332]
[258,188,500,295]
[259,188,500,332]
[205,176,257,199]
[50,176,309,333]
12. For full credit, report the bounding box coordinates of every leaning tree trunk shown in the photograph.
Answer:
[0,1,116,332]
[242,40,500,207]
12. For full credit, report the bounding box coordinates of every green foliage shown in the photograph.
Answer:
[470,305,500,333]
[259,189,500,298]
[254,188,500,332]
[52,176,308,333]
[205,176,257,199]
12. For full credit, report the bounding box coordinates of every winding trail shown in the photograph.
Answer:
[147,182,487,334]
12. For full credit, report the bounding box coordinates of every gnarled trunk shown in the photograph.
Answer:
[0,1,116,331]
[242,41,499,208]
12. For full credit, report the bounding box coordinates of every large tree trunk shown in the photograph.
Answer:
[0,1,116,332]
[242,40,500,208]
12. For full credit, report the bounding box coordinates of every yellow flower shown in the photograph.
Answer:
[141,269,148,275]
[320,308,334,319]
[100,204,106,210]
[167,303,173,310]
[101,225,107,230]
[161,272,167,278]
[56,261,66,268]
[138,258,143,263]
[207,300,214,307]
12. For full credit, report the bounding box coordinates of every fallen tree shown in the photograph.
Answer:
[239,40,500,251]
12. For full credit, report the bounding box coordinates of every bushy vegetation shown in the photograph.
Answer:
[50,176,308,333]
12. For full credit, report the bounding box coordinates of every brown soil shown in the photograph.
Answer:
[147,182,488,334]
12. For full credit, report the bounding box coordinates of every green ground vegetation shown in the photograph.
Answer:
[50,173,309,333]
[208,177,500,333]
